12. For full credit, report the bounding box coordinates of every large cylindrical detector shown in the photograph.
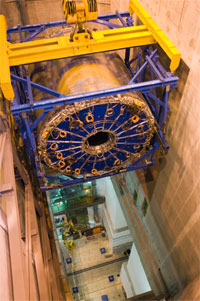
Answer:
[38,53,154,177]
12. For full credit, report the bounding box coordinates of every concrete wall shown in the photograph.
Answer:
[120,243,151,298]
[0,0,111,27]
[96,178,133,252]
[0,209,13,300]
[128,243,151,294]
[1,0,199,296]
[104,177,127,230]
[111,0,129,12]
[111,0,200,293]
[97,177,128,230]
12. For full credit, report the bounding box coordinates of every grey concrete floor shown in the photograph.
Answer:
[59,233,127,300]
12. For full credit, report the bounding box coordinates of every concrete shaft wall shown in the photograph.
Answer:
[96,178,133,253]
[0,0,111,27]
[1,0,199,297]
[111,0,200,291]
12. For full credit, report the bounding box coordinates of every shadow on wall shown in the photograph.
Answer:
[175,276,200,301]
[136,48,190,202]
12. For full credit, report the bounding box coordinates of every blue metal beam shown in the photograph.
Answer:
[115,10,127,27]
[40,162,154,191]
[7,12,130,34]
[146,91,169,108]
[44,174,74,182]
[11,74,66,98]
[94,19,123,29]
[129,49,157,84]
[23,26,47,42]
[146,55,164,81]
[30,111,50,131]
[23,117,37,153]
[11,77,178,115]
[143,93,156,116]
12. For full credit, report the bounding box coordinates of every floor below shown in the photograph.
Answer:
[59,232,128,300]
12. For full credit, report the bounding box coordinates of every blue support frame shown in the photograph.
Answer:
[8,11,179,191]
[11,77,177,114]
[7,12,130,41]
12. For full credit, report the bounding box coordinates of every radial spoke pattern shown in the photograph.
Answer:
[39,95,155,177]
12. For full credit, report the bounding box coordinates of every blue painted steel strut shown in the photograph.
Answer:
[8,10,179,189]
[11,77,178,115]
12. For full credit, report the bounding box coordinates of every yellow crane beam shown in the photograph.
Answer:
[0,16,15,101]
[129,0,181,72]
[1,22,156,100]
[0,0,181,101]
[8,25,155,66]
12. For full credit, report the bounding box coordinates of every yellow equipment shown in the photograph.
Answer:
[62,218,77,250]
[62,0,98,41]
[0,0,181,101]
[64,239,74,250]
[63,0,98,24]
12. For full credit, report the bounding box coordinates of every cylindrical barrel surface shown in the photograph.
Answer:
[38,53,154,177]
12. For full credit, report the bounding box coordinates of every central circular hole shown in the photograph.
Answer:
[87,131,109,147]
